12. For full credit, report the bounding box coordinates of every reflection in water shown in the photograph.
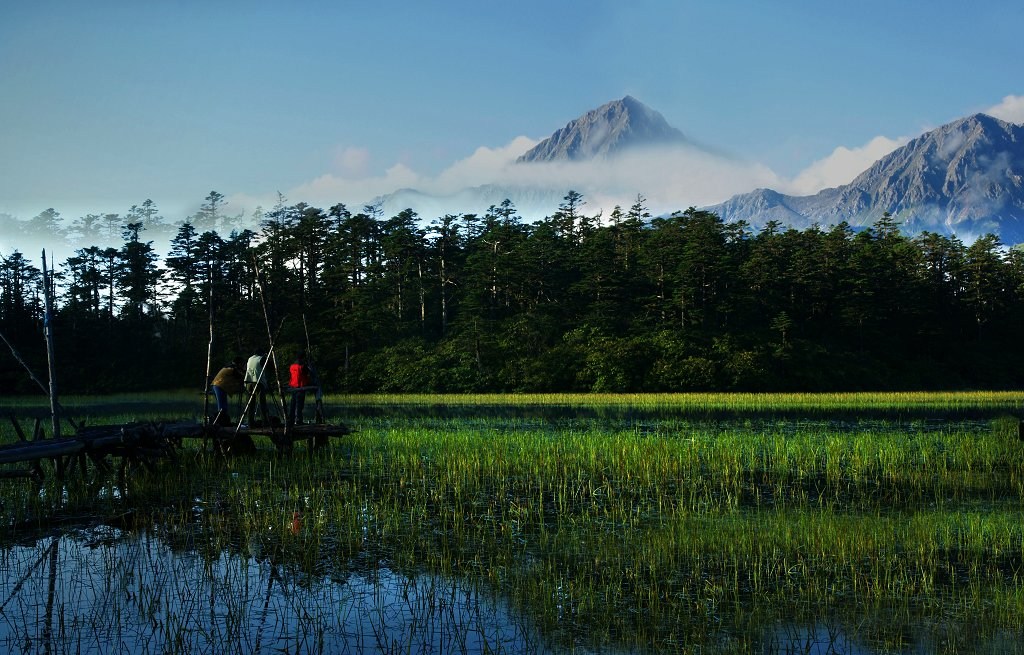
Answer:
[0,528,555,655]
[763,621,1024,655]
[764,623,875,655]
[6,527,1018,654]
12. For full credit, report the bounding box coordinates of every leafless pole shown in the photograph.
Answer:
[41,250,60,440]
[301,311,324,423]
[252,256,290,440]
[203,264,214,427]
[234,318,284,434]
[42,536,59,655]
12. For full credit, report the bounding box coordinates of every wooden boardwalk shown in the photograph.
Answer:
[0,418,352,481]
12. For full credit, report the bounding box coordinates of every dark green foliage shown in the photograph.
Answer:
[4,194,1024,393]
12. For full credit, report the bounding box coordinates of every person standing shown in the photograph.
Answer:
[288,351,312,426]
[245,348,270,426]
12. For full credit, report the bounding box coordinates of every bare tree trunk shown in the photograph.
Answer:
[419,259,426,325]
[439,255,448,336]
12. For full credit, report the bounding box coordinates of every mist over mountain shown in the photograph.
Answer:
[374,184,567,223]
[709,113,1024,243]
[376,96,752,219]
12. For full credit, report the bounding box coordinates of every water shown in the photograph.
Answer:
[5,524,1020,654]
[0,527,556,655]
[3,402,1021,654]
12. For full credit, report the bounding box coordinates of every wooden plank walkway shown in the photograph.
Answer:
[0,418,353,480]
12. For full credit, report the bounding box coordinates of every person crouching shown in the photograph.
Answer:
[211,357,245,426]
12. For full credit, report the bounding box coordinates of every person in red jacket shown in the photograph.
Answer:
[288,351,313,426]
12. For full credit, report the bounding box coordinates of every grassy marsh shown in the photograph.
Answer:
[2,392,1024,653]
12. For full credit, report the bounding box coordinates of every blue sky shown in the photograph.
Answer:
[1,0,1022,225]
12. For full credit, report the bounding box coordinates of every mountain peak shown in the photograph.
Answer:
[618,95,645,110]
[959,112,1006,126]
[932,112,1015,137]
[516,96,690,163]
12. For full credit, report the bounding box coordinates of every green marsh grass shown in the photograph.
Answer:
[328,390,1024,414]
[2,393,1024,653]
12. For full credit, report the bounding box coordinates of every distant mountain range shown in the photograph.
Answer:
[377,99,1024,244]
[708,113,1024,243]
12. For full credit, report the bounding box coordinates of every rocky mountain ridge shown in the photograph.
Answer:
[709,113,1024,242]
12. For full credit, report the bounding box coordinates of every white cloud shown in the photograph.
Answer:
[433,137,537,193]
[986,94,1024,124]
[286,162,426,208]
[508,148,782,216]
[784,135,908,196]
[281,137,539,210]
[231,126,927,220]
[271,137,781,220]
